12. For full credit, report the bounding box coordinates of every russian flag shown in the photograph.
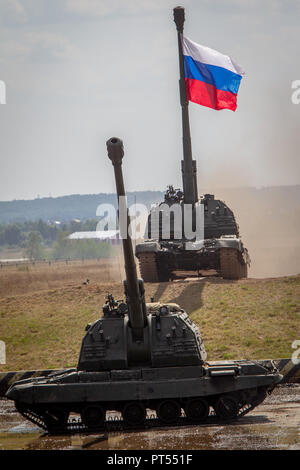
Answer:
[183,36,245,111]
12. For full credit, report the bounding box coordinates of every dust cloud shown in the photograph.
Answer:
[202,184,300,278]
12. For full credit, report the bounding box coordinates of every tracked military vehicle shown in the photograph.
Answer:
[136,6,250,282]
[6,137,281,434]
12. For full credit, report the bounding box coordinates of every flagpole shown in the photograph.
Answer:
[173,6,198,206]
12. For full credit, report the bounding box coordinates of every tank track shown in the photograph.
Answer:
[138,253,159,282]
[219,248,248,280]
[138,253,172,282]
[139,249,248,282]
[14,389,268,435]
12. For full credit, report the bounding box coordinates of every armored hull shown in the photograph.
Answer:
[7,356,281,432]
[6,282,280,433]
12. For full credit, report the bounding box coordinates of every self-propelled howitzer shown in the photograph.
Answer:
[6,137,281,433]
[135,6,250,282]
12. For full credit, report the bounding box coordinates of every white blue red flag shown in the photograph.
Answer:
[182,36,245,111]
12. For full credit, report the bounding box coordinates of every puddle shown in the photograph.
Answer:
[8,422,39,433]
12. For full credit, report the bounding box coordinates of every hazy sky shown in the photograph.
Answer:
[0,0,299,201]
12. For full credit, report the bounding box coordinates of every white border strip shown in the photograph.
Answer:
[182,35,245,76]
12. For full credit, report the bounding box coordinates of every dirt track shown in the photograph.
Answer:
[0,384,299,450]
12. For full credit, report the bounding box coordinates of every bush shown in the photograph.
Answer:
[25,231,45,260]
[51,234,113,260]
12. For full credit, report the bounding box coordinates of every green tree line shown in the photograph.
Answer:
[0,219,99,247]
[0,219,117,261]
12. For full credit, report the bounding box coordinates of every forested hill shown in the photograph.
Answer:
[0,185,299,225]
[0,191,164,223]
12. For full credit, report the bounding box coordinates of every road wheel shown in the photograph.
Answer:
[81,404,105,429]
[250,388,267,406]
[157,399,181,424]
[122,402,146,427]
[214,395,239,420]
[185,398,209,422]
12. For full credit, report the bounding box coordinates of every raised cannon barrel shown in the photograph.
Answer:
[106,137,147,340]
[173,6,198,205]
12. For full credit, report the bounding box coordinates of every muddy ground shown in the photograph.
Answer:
[0,384,299,450]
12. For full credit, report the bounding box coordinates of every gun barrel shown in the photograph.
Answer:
[106,137,146,338]
[173,6,198,205]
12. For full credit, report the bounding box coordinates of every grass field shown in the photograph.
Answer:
[0,259,299,371]
[0,257,125,297]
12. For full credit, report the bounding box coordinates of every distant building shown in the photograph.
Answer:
[68,230,121,245]
[47,220,61,226]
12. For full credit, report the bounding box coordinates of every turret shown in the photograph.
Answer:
[106,137,147,340]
